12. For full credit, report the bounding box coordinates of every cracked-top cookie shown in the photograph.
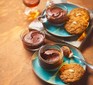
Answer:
[65,8,90,35]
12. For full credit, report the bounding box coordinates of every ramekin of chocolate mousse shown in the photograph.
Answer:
[38,4,68,26]
[38,44,63,71]
[21,29,45,51]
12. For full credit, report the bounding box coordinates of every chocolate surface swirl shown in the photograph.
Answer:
[46,6,68,24]
[23,30,44,46]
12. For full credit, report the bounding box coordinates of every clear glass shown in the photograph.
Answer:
[38,4,68,26]
[20,29,45,51]
[38,44,63,71]
[23,0,40,21]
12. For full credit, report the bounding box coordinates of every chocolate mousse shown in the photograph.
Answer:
[38,45,63,70]
[41,49,61,63]
[46,6,68,24]
[22,30,45,50]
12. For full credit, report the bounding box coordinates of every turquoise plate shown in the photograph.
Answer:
[32,43,86,85]
[43,3,78,37]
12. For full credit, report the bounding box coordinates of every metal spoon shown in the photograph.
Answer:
[62,46,93,69]
[69,53,93,69]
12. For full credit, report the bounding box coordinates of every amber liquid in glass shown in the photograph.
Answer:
[23,0,40,21]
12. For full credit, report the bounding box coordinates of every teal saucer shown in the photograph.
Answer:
[32,43,86,85]
[43,3,78,37]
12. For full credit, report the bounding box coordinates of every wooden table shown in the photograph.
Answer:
[0,0,93,85]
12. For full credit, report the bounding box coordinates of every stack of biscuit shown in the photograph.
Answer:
[65,8,90,35]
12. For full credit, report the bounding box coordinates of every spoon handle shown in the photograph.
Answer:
[74,55,93,69]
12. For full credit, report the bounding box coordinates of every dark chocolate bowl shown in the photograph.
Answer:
[38,44,63,71]
[21,29,45,51]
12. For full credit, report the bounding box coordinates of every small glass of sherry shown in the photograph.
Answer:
[23,0,40,21]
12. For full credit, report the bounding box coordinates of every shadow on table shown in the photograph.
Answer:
[80,27,93,52]
[71,67,93,85]
[71,68,88,85]
[75,25,93,85]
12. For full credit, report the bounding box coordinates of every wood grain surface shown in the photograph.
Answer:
[0,0,93,85]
